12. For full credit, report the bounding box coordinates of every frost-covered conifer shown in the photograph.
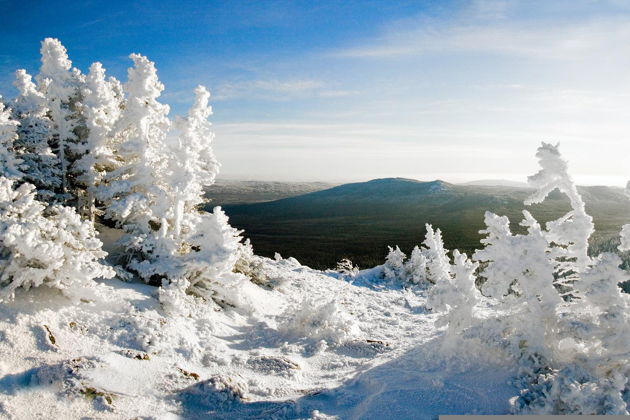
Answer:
[403,246,427,284]
[179,208,245,301]
[526,143,594,281]
[96,68,246,297]
[573,253,630,359]
[383,245,406,280]
[422,224,451,284]
[142,84,220,266]
[11,70,61,199]
[149,101,235,287]
[473,212,515,298]
[472,210,559,310]
[427,250,478,334]
[515,253,630,415]
[98,53,171,232]
[168,85,219,236]
[4,40,249,306]
[386,225,450,284]
[36,38,86,204]
[518,211,563,315]
[474,210,561,353]
[0,177,114,302]
[0,101,22,179]
[448,251,478,325]
[74,62,124,221]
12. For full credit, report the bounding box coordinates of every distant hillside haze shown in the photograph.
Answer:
[303,178,453,200]
[205,179,336,206]
[462,179,530,188]
[218,178,630,270]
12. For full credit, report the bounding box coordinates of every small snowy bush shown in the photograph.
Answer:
[422,225,452,284]
[279,299,361,346]
[427,250,479,333]
[233,239,269,287]
[178,208,247,304]
[158,277,196,316]
[336,258,359,278]
[513,364,629,415]
[382,224,452,286]
[383,245,405,280]
[0,178,114,301]
[403,246,427,284]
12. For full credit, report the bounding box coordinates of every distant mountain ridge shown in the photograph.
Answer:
[205,179,336,206]
[221,177,630,269]
[297,178,454,201]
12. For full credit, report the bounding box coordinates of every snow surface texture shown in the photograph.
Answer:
[0,256,518,419]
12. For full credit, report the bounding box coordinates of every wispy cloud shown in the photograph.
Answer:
[318,89,359,98]
[214,79,326,100]
[332,16,630,61]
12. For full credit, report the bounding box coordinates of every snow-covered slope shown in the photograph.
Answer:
[0,256,517,419]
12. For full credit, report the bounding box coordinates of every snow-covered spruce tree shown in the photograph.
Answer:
[403,245,427,284]
[468,143,601,366]
[97,53,172,275]
[473,212,515,298]
[573,253,630,359]
[127,83,246,299]
[167,85,219,236]
[179,208,246,303]
[0,177,114,302]
[11,69,62,200]
[89,57,247,302]
[159,86,247,302]
[474,210,562,356]
[427,250,479,336]
[36,38,87,205]
[74,62,124,222]
[525,142,594,292]
[383,245,406,280]
[0,100,22,179]
[542,254,630,415]
[422,224,452,284]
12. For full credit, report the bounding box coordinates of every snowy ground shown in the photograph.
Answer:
[0,256,519,419]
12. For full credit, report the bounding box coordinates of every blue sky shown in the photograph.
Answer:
[2,0,630,184]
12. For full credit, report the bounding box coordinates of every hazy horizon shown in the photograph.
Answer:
[215,173,628,188]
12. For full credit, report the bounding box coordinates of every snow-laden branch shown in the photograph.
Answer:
[526,142,594,271]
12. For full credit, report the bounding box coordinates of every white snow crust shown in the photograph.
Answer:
[0,256,517,419]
